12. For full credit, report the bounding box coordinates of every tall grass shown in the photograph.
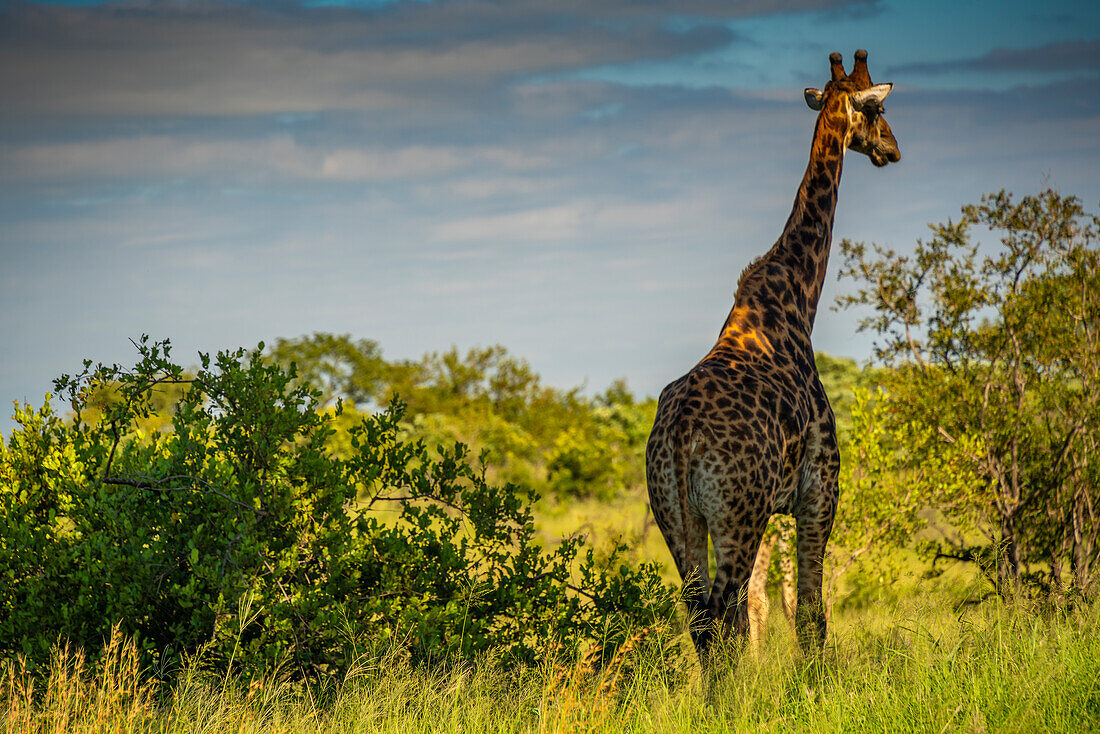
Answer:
[4,595,1098,733]
[1,625,155,734]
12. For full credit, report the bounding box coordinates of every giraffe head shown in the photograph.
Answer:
[803,49,900,167]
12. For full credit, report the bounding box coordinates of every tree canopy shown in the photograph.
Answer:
[837,189,1100,594]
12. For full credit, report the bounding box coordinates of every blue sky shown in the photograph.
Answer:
[2,0,1099,434]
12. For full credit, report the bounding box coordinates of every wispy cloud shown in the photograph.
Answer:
[433,203,585,243]
[0,78,795,187]
[431,194,724,245]
[443,176,563,199]
[0,137,535,182]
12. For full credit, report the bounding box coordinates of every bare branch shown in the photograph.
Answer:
[103,473,264,516]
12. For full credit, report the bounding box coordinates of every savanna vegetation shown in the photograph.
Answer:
[2,190,1097,732]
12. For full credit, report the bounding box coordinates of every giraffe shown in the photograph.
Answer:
[747,517,796,649]
[645,50,899,658]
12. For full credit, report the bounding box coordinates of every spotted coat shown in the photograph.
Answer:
[645,50,900,657]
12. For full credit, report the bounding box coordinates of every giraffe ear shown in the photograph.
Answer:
[804,88,824,111]
[850,83,893,111]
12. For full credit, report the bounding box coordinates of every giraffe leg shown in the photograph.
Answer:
[776,516,797,629]
[651,505,712,656]
[707,520,769,656]
[747,526,776,653]
[679,512,713,655]
[794,496,836,653]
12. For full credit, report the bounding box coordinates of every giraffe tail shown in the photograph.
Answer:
[669,407,708,617]
[670,413,694,567]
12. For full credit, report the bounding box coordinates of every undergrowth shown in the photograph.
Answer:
[4,593,1098,733]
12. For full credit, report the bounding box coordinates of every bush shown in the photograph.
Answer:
[0,338,676,683]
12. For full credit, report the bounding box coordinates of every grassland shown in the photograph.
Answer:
[4,592,1098,733]
[4,492,1097,733]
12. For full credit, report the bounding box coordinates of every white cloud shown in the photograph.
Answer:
[444,176,561,199]
[1,137,471,183]
[431,193,727,245]
[591,197,719,235]
[318,146,467,180]
[432,204,586,243]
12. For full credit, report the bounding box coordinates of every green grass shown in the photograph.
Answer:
[5,593,1099,733]
[0,487,1084,733]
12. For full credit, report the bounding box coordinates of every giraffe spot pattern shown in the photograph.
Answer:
[645,50,899,659]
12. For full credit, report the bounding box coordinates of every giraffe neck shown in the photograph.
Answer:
[730,102,851,337]
[773,104,850,327]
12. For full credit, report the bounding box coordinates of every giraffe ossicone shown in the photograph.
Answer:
[645,49,900,660]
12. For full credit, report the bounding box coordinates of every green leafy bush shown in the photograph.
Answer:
[0,338,676,683]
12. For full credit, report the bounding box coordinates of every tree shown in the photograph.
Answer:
[837,190,1100,594]
[267,332,387,408]
[266,337,656,500]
